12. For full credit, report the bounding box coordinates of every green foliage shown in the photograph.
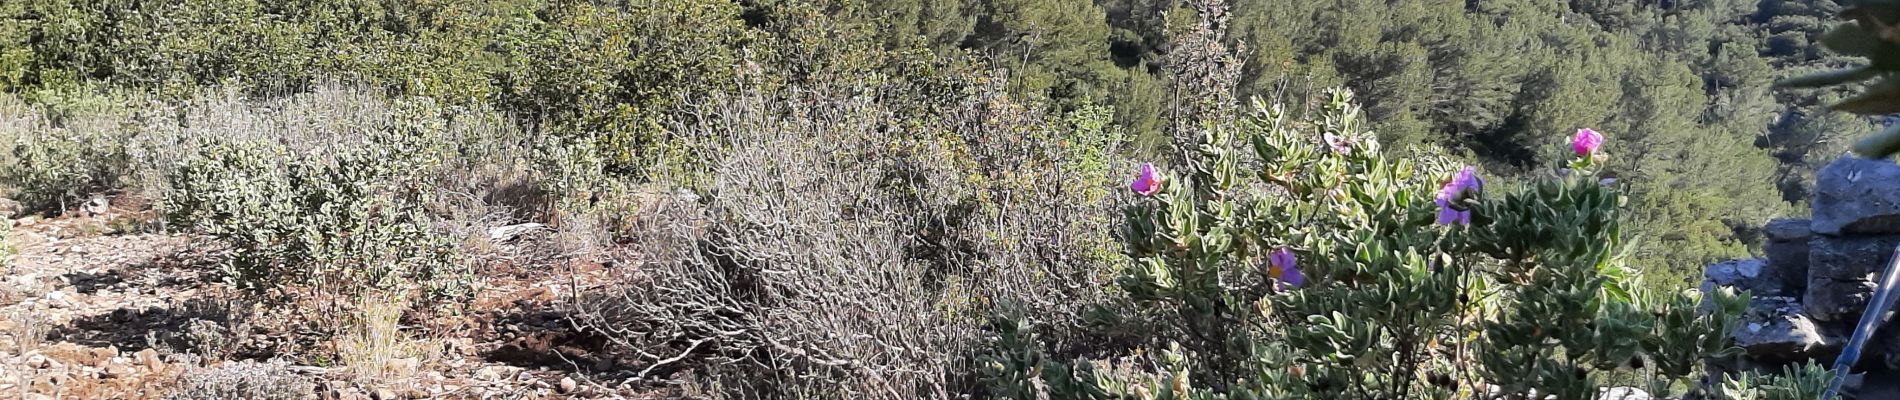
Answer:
[0,0,1817,283]
[161,122,464,298]
[983,90,1749,399]
[1717,360,1836,400]
[1778,1,1900,160]
[0,89,132,213]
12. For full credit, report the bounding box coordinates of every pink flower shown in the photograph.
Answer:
[1571,128,1603,157]
[1323,133,1353,153]
[1130,163,1161,196]
[1267,247,1303,288]
[1435,166,1481,226]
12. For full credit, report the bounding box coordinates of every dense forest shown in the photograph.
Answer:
[0,0,1877,398]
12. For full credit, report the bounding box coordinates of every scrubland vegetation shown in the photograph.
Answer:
[0,0,1886,398]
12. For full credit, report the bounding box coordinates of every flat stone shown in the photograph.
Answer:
[1731,297,1831,363]
[473,365,521,381]
[1704,259,1784,296]
[1767,218,1814,242]
[1814,157,1900,235]
[100,362,132,379]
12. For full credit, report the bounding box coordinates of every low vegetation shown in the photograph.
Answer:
[0,0,1877,398]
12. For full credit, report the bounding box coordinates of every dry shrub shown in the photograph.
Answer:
[3,305,47,355]
[169,358,317,400]
[572,75,1131,398]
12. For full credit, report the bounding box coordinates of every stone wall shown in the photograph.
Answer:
[1707,157,1900,375]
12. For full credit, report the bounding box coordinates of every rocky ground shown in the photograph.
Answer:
[0,199,665,399]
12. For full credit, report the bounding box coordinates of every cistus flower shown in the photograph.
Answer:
[1571,128,1603,157]
[1435,166,1482,225]
[1323,133,1353,153]
[1267,247,1303,288]
[1130,163,1161,196]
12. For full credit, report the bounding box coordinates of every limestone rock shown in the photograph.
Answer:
[1807,277,1879,322]
[487,223,550,243]
[1764,218,1812,291]
[1814,157,1900,235]
[1809,234,1900,282]
[1598,387,1650,400]
[474,365,521,381]
[383,357,419,376]
[1731,297,1832,363]
[1703,259,1783,296]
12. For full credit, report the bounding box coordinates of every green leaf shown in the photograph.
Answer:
[1775,66,1881,88]
[1822,23,1885,58]
[1853,122,1900,159]
[1831,77,1900,114]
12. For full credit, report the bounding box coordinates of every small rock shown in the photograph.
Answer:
[1738,261,1761,278]
[100,362,132,379]
[82,196,109,217]
[44,291,70,308]
[560,376,577,393]
[341,391,369,400]
[474,365,521,381]
[25,354,53,369]
[371,388,398,400]
[87,346,118,366]
[488,223,550,242]
[383,357,419,375]
[1598,386,1650,400]
[133,348,162,372]
[1702,259,1784,296]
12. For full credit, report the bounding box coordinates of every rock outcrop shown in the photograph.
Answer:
[1812,157,1900,236]
[1709,156,1900,381]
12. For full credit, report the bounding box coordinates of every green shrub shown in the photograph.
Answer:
[163,135,464,297]
[148,92,481,299]
[1716,360,1834,400]
[0,89,134,214]
[980,90,1752,399]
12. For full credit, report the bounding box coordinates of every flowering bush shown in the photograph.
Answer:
[982,90,1748,399]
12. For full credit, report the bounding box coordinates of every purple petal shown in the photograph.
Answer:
[1130,163,1160,195]
[1281,265,1305,288]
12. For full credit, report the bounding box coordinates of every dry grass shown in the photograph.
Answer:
[334,291,434,384]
